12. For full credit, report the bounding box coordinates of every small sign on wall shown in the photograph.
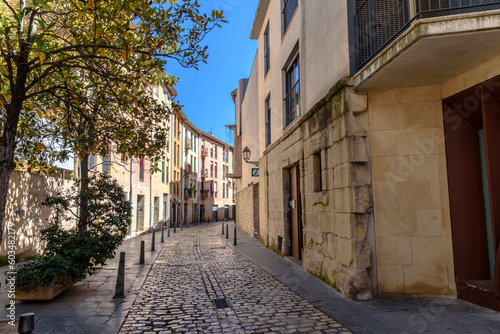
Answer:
[251,168,259,177]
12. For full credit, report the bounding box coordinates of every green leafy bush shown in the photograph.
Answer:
[12,174,131,292]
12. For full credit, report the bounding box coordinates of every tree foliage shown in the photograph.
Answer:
[12,173,131,292]
[0,0,226,242]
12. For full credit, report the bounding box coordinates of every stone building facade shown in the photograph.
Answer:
[235,183,259,238]
[259,79,373,300]
[233,0,500,310]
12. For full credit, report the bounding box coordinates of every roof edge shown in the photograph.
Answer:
[250,0,270,40]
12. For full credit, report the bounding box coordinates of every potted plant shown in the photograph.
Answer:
[9,174,131,300]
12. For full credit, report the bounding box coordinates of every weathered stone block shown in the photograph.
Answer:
[303,249,324,274]
[337,269,373,301]
[337,237,354,267]
[355,240,371,270]
[353,186,372,213]
[352,164,370,187]
[334,163,352,189]
[345,88,368,114]
[345,112,368,137]
[349,136,369,163]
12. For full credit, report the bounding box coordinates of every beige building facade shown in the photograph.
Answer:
[234,0,500,309]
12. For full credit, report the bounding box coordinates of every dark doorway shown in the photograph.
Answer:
[289,165,303,260]
[212,205,218,222]
[443,76,500,310]
[201,205,205,222]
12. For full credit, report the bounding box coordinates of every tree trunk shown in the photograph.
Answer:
[0,103,24,244]
[78,153,90,231]
[77,119,95,231]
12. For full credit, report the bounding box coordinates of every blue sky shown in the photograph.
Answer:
[165,0,259,144]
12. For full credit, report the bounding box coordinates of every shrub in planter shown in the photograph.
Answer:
[10,174,131,293]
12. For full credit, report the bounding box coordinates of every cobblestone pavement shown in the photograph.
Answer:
[119,224,351,334]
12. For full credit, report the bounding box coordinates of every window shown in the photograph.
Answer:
[194,157,196,173]
[162,161,165,183]
[210,162,213,178]
[264,23,270,76]
[166,166,169,184]
[174,145,177,167]
[215,163,218,178]
[284,55,300,129]
[173,118,177,139]
[139,158,145,182]
[215,182,218,198]
[215,146,218,159]
[282,0,298,34]
[313,151,323,192]
[88,155,95,171]
[223,184,225,199]
[210,143,213,158]
[102,155,109,174]
[265,95,271,147]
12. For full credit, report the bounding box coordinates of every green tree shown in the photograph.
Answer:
[0,0,226,242]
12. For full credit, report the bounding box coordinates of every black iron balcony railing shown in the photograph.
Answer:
[355,0,500,71]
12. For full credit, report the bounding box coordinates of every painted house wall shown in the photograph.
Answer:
[254,0,350,154]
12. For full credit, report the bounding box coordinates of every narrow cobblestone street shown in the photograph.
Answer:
[119,223,350,334]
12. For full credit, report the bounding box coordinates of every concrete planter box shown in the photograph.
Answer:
[14,275,77,301]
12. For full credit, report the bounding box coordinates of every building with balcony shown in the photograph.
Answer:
[234,0,500,309]
[182,120,201,225]
[199,131,235,222]
[169,106,186,227]
[151,84,177,228]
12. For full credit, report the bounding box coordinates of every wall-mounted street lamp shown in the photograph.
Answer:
[242,146,259,167]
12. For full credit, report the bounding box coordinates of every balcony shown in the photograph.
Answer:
[200,189,209,200]
[201,148,208,158]
[184,187,195,199]
[200,169,209,179]
[185,139,192,151]
[353,0,500,90]
[184,163,192,175]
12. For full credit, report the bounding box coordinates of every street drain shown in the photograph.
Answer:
[213,298,230,309]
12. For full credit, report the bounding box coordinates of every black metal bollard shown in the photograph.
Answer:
[114,252,125,298]
[168,223,170,237]
[18,313,35,334]
[226,224,229,239]
[139,240,145,265]
[234,226,237,246]
[161,227,164,243]
[222,223,224,235]
[151,230,155,251]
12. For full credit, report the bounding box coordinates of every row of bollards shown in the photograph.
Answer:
[221,222,237,246]
[17,223,175,333]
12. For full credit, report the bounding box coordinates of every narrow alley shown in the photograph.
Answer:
[119,223,349,333]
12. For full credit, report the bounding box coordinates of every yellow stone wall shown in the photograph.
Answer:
[1,171,76,257]
[368,86,456,295]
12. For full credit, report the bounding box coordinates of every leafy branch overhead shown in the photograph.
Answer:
[0,0,226,242]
